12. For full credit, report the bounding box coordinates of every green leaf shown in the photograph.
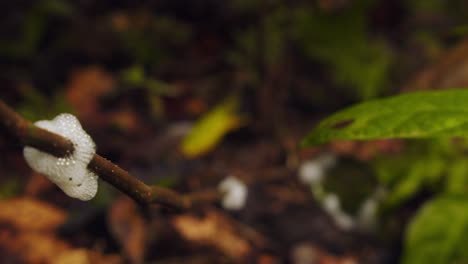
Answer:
[403,195,468,264]
[18,88,74,121]
[291,1,392,99]
[301,89,468,147]
[180,97,246,158]
[385,156,445,208]
[445,159,468,195]
[374,139,451,209]
[0,179,21,199]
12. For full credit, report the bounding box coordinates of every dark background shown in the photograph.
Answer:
[0,0,468,263]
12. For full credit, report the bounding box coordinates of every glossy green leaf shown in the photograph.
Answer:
[403,195,468,264]
[302,89,468,146]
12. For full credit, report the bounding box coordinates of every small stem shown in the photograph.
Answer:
[0,100,74,156]
[89,155,189,209]
[0,99,292,210]
[0,99,198,209]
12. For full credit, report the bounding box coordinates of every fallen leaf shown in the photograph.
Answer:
[172,210,250,260]
[291,243,358,264]
[108,197,146,264]
[0,231,70,263]
[24,171,55,196]
[87,250,123,264]
[53,249,89,264]
[403,38,468,91]
[0,197,66,231]
[180,96,246,158]
[0,197,122,263]
[65,66,115,120]
[53,249,123,264]
[109,108,141,132]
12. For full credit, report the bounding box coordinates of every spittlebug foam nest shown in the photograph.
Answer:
[322,193,355,230]
[300,153,384,231]
[298,160,325,185]
[218,175,248,210]
[298,153,337,185]
[321,188,385,232]
[23,114,98,201]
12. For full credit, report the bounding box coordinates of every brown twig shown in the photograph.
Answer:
[0,99,204,209]
[0,99,296,210]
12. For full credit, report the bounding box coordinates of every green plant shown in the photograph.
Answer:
[291,1,392,99]
[302,89,468,264]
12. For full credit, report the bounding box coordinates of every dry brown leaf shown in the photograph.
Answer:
[0,198,71,263]
[0,197,66,231]
[65,66,115,120]
[24,171,55,196]
[0,231,70,263]
[108,197,146,264]
[53,249,90,264]
[87,250,123,264]
[291,243,358,264]
[403,38,468,91]
[53,249,123,264]
[109,109,141,132]
[257,254,281,264]
[172,210,250,260]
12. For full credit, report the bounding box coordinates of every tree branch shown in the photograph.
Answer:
[0,99,211,209]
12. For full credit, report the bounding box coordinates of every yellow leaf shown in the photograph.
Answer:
[181,97,245,158]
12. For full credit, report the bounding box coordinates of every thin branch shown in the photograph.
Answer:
[0,99,203,209]
[0,100,74,157]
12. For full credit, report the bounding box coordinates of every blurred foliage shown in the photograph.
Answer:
[407,0,464,16]
[229,1,392,100]
[374,139,468,209]
[403,195,468,264]
[227,6,289,85]
[0,0,73,59]
[304,87,468,216]
[306,88,468,262]
[89,183,117,208]
[291,1,393,100]
[120,65,175,96]
[111,13,192,67]
[227,27,260,83]
[119,65,176,120]
[17,87,73,121]
[180,96,245,158]
[323,159,377,214]
[0,179,21,199]
[4,0,468,262]
[231,0,263,11]
[372,138,468,263]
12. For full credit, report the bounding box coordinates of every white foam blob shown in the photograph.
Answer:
[322,193,355,230]
[23,114,98,201]
[298,160,325,185]
[356,187,386,231]
[356,197,378,231]
[218,176,248,210]
[322,193,340,213]
[315,152,337,170]
[298,153,337,185]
